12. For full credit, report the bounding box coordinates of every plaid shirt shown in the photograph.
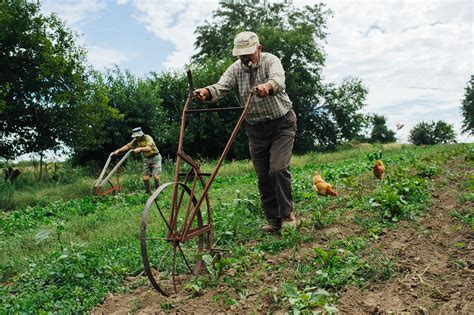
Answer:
[205,52,293,124]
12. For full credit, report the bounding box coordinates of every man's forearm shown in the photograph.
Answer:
[116,145,130,154]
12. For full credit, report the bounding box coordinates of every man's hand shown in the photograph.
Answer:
[193,88,210,102]
[113,150,120,156]
[133,148,141,154]
[255,82,272,98]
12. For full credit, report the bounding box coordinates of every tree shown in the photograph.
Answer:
[192,1,368,153]
[71,68,167,165]
[321,78,369,149]
[461,75,474,136]
[409,121,456,145]
[0,0,115,175]
[432,121,456,144]
[369,114,396,143]
[147,58,251,160]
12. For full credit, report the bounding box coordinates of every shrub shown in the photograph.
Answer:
[409,121,456,145]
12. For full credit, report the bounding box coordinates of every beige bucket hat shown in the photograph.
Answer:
[232,31,260,56]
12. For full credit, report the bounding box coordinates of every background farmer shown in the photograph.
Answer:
[113,127,162,194]
[194,31,297,233]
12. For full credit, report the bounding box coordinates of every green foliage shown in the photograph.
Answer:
[370,168,429,222]
[461,75,474,135]
[450,208,473,230]
[369,115,396,144]
[0,143,468,312]
[281,283,336,314]
[213,190,261,245]
[72,68,166,164]
[366,150,383,162]
[415,163,440,178]
[192,1,368,153]
[465,145,474,161]
[0,197,108,236]
[321,78,369,149]
[409,120,457,145]
[0,243,128,313]
[0,0,115,160]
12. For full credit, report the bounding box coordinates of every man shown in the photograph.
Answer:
[194,31,297,233]
[113,127,162,194]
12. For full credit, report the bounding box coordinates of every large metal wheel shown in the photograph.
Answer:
[140,182,209,296]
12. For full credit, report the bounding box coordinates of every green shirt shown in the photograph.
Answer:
[128,135,159,158]
[205,52,293,124]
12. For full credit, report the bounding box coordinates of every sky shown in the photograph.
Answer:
[41,0,474,144]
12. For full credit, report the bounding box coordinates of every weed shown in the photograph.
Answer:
[416,163,440,178]
[449,209,473,229]
[159,301,176,310]
[281,221,305,252]
[211,292,237,306]
[281,283,337,314]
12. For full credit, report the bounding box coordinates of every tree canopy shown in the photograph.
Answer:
[369,114,396,144]
[1,0,377,166]
[409,121,456,145]
[192,1,368,153]
[461,75,474,136]
[0,0,116,163]
[71,68,167,165]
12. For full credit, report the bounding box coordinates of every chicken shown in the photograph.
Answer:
[312,172,338,197]
[373,160,385,179]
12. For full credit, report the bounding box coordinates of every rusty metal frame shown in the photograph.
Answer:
[140,66,256,295]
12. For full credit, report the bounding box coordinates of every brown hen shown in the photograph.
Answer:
[312,173,338,197]
[373,160,385,179]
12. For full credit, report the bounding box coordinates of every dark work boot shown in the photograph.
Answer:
[154,179,160,190]
[143,179,151,194]
[261,219,281,233]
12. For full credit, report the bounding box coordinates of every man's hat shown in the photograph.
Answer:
[232,31,260,56]
[131,127,144,138]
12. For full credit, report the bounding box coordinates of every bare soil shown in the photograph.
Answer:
[93,158,473,314]
[337,164,474,314]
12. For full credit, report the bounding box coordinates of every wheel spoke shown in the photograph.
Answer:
[140,182,209,296]
[177,242,194,274]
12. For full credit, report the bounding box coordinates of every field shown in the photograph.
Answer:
[1,143,473,313]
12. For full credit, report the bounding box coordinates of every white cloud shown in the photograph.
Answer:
[316,0,473,143]
[130,0,219,69]
[41,0,137,70]
[87,45,135,69]
[41,0,473,143]
[42,0,106,26]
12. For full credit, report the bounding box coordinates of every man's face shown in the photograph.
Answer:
[239,45,261,66]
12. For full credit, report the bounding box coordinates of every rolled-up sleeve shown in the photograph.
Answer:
[266,55,286,94]
[205,65,237,101]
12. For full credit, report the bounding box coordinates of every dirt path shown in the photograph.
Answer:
[93,158,473,314]
[337,162,473,314]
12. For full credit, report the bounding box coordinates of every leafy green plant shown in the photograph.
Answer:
[449,209,474,229]
[416,163,440,178]
[211,292,237,306]
[367,150,382,163]
[311,206,330,229]
[314,247,341,268]
[371,188,406,222]
[281,283,337,314]
[281,221,305,252]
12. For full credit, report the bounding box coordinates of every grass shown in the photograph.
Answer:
[0,143,472,313]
